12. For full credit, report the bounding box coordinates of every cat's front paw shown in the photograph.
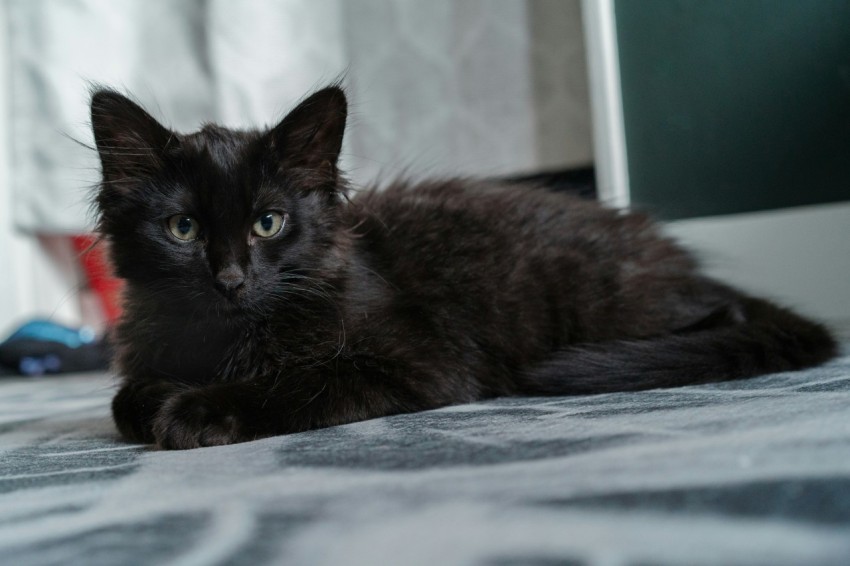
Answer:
[112,380,178,444]
[152,388,251,450]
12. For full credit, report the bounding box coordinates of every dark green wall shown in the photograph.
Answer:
[615,0,850,219]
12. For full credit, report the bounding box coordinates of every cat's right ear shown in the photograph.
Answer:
[90,90,177,185]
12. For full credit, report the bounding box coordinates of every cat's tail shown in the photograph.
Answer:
[519,298,838,395]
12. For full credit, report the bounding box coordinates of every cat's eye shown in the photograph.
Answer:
[167,215,200,241]
[252,211,285,238]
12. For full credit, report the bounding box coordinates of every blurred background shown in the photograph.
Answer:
[0,0,848,374]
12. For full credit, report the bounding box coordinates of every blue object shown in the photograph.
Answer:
[3,319,96,349]
[0,320,108,377]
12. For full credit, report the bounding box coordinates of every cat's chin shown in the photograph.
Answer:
[209,304,254,325]
[202,291,250,319]
[217,297,248,316]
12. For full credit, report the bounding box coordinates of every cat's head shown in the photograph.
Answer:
[90,86,348,319]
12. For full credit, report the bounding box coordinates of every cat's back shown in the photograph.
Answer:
[347,179,599,243]
[344,179,686,269]
[345,178,700,332]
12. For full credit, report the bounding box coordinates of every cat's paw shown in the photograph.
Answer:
[152,388,251,450]
[112,380,178,444]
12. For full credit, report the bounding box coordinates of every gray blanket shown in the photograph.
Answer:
[2,348,849,565]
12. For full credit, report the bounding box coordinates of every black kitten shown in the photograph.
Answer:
[91,86,837,450]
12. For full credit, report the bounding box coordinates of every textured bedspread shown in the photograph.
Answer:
[2,348,849,565]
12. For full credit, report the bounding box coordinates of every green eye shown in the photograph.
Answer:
[252,211,285,238]
[167,215,200,241]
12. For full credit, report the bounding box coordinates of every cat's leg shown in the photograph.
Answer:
[151,364,418,450]
[112,378,181,444]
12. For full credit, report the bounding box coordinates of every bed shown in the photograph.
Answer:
[2,346,849,565]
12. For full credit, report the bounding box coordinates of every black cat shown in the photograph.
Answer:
[91,86,837,450]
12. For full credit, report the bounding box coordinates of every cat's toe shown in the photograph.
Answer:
[153,389,249,450]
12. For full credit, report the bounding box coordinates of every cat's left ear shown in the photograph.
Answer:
[90,89,177,186]
[268,86,347,182]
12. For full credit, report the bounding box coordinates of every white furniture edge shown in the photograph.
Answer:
[582,0,630,208]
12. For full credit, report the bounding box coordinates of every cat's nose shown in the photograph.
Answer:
[215,264,245,295]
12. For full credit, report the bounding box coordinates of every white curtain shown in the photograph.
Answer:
[6,0,592,234]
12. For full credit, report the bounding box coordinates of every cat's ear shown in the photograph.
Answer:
[90,90,177,184]
[267,86,347,181]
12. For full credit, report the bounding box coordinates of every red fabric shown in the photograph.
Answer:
[70,235,123,322]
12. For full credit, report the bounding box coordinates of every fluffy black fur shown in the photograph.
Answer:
[91,86,838,450]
